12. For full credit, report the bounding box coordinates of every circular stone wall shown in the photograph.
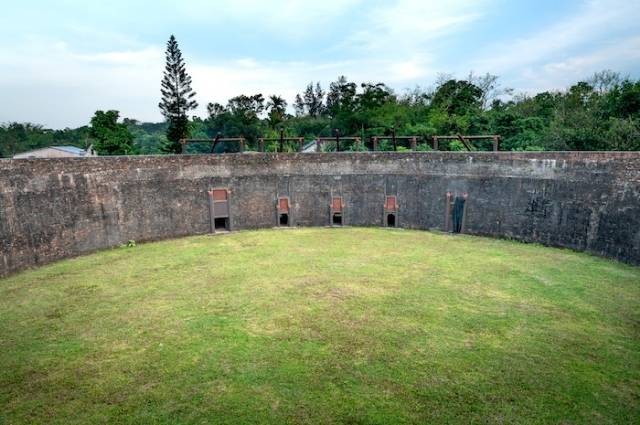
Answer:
[1,151,639,276]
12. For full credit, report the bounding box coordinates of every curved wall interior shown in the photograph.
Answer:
[1,152,639,276]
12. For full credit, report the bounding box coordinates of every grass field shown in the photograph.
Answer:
[1,228,639,424]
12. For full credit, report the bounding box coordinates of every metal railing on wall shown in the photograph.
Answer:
[179,134,502,153]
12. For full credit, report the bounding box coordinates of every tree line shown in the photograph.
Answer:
[1,35,639,157]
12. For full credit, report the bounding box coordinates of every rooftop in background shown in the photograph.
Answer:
[12,146,96,159]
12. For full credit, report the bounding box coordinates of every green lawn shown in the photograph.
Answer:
[1,228,639,424]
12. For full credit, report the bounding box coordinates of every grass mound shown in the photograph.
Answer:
[1,228,639,424]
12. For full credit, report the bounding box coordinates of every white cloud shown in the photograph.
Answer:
[0,39,165,127]
[341,0,486,54]
[332,0,487,87]
[70,47,164,65]
[175,0,364,38]
[388,58,432,82]
[469,0,640,79]
[513,35,640,93]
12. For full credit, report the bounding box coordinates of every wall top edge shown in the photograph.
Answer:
[3,150,640,165]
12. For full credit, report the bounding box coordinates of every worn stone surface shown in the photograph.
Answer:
[1,151,639,276]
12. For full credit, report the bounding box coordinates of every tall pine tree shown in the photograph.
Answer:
[159,35,198,153]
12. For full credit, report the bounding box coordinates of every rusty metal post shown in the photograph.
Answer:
[355,137,361,151]
[180,139,186,154]
[445,192,452,232]
[410,137,417,151]
[258,138,264,152]
[210,134,222,154]
[239,138,245,153]
[392,127,397,151]
[456,134,473,151]
[372,137,378,151]
[279,129,284,152]
[298,137,304,152]
[335,129,340,152]
[432,136,438,151]
[493,136,500,152]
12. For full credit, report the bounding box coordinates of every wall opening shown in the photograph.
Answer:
[452,197,466,233]
[384,195,398,227]
[331,196,344,226]
[209,188,230,233]
[277,196,290,227]
[214,217,229,231]
[387,213,396,227]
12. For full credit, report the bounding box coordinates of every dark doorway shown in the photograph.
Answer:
[452,197,466,233]
[386,213,396,227]
[332,213,343,226]
[215,217,229,231]
[279,213,289,226]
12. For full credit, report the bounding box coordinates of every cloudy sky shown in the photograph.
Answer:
[1,0,639,128]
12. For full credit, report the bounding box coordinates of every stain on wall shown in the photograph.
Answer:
[1,151,639,276]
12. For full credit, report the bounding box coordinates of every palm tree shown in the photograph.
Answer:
[266,95,288,128]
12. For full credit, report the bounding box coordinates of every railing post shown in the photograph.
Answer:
[279,130,284,152]
[411,137,417,151]
[445,191,452,232]
[392,127,397,151]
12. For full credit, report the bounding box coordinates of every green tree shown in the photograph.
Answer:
[431,79,483,116]
[125,120,168,154]
[298,82,325,117]
[293,94,305,117]
[605,118,640,150]
[326,76,357,119]
[159,35,198,153]
[89,110,135,155]
[266,95,288,129]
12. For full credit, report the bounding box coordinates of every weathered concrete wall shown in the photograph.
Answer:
[1,152,639,276]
